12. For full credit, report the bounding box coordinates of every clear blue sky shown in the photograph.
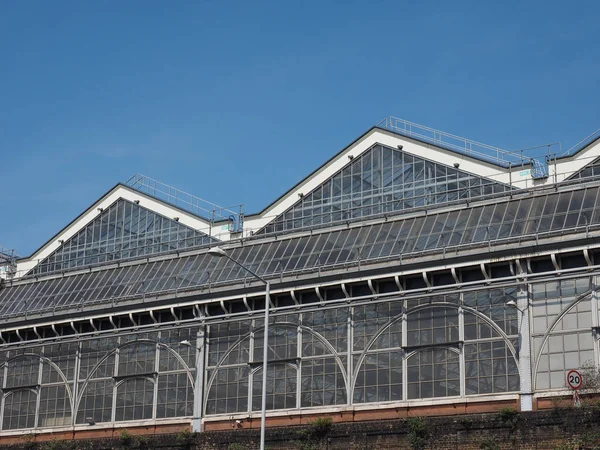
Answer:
[1,1,599,256]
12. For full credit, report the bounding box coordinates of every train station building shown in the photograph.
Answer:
[0,117,599,440]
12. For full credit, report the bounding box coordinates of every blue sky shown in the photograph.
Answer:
[1,1,599,256]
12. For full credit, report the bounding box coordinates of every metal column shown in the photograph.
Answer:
[518,284,533,411]
[193,328,207,432]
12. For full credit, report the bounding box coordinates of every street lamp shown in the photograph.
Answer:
[208,246,271,450]
[506,300,525,313]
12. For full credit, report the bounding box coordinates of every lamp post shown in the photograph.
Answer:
[208,246,270,450]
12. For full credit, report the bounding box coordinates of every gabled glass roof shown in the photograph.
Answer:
[260,144,512,234]
[566,156,600,181]
[3,184,598,320]
[31,198,216,275]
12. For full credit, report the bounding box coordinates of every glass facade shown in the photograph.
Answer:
[203,287,519,416]
[261,144,512,234]
[532,277,595,390]
[3,185,599,319]
[0,331,196,430]
[32,199,215,275]
[2,128,600,434]
[0,280,530,430]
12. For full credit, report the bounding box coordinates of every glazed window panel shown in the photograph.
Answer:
[2,389,37,430]
[300,357,347,407]
[260,144,512,234]
[76,379,113,424]
[252,364,297,411]
[32,199,215,275]
[407,348,460,399]
[159,328,198,370]
[80,339,117,380]
[254,325,298,362]
[114,378,154,421]
[353,350,403,404]
[6,356,40,388]
[156,373,193,418]
[205,367,250,415]
[464,341,519,395]
[536,331,595,390]
[463,288,518,336]
[38,385,71,427]
[531,278,592,333]
[117,343,156,376]
[207,322,251,367]
[407,307,459,347]
[302,308,348,354]
[354,301,403,351]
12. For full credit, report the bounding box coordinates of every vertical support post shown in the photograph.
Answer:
[72,341,82,426]
[260,282,271,450]
[152,341,160,420]
[518,284,533,411]
[111,342,120,423]
[401,299,408,401]
[347,306,353,405]
[248,322,255,414]
[0,349,8,428]
[34,349,43,429]
[296,315,303,409]
[591,276,599,365]
[193,328,207,432]
[458,302,465,397]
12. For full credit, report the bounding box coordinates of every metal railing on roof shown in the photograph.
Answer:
[561,128,600,157]
[377,116,550,179]
[0,246,18,264]
[126,174,244,232]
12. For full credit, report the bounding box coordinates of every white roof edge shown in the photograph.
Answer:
[14,185,221,278]
[553,138,600,183]
[243,128,540,235]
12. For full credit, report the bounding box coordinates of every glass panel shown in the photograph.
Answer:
[2,390,37,430]
[300,358,347,407]
[114,378,154,421]
[32,199,216,275]
[260,144,512,234]
[76,379,113,424]
[407,348,460,399]
[38,385,71,427]
[353,351,403,403]
[205,366,250,415]
[156,373,193,418]
[252,364,297,411]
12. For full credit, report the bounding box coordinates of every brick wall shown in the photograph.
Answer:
[2,407,600,449]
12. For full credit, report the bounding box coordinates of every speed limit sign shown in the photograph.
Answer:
[567,369,583,390]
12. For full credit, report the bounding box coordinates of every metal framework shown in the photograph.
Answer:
[1,120,600,436]
[126,174,244,233]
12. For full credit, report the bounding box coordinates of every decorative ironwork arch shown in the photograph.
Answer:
[75,339,194,419]
[351,301,519,395]
[532,289,593,390]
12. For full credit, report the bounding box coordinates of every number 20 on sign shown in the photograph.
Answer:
[567,370,583,390]
[567,369,582,407]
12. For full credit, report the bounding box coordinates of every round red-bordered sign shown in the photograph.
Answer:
[567,369,583,390]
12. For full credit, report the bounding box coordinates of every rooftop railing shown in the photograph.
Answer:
[126,174,244,232]
[377,116,551,179]
[561,128,600,157]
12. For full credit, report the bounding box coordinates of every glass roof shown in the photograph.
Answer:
[260,144,512,234]
[1,185,598,320]
[567,156,600,181]
[31,198,216,275]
